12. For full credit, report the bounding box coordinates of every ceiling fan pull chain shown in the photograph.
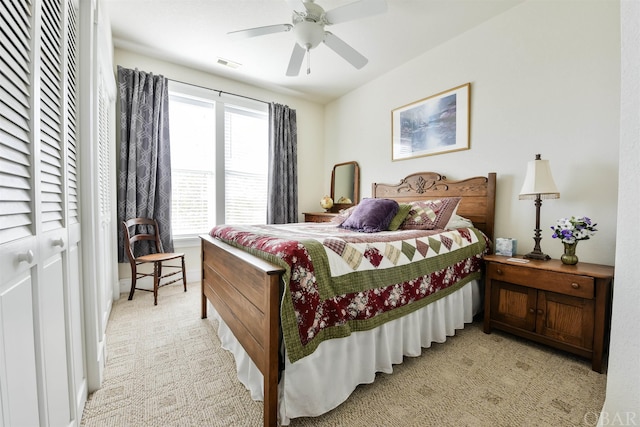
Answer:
[307,47,311,75]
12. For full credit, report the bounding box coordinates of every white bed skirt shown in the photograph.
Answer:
[207,279,482,425]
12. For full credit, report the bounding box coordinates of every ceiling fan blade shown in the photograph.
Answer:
[325,0,387,25]
[228,24,293,40]
[286,43,306,76]
[323,32,368,69]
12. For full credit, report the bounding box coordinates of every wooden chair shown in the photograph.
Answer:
[122,218,187,305]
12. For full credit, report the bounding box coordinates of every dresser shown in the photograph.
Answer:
[483,254,614,372]
[303,212,338,223]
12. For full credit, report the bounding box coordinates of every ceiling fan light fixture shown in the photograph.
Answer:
[293,20,325,50]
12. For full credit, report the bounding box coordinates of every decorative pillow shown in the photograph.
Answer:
[330,205,357,225]
[400,197,462,230]
[387,203,412,231]
[445,214,474,229]
[339,198,399,233]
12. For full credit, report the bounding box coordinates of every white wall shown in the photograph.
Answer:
[599,0,640,422]
[324,0,620,265]
[114,48,326,283]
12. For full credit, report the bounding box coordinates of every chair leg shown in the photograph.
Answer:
[153,262,159,306]
[181,256,187,292]
[128,265,137,300]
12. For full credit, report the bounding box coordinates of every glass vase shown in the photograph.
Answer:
[561,241,578,265]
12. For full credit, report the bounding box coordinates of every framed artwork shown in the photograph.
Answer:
[392,83,470,161]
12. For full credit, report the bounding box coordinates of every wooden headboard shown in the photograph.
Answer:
[372,172,496,243]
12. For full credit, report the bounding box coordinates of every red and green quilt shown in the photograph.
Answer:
[210,223,489,363]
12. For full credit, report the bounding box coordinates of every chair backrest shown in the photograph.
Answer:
[122,218,164,261]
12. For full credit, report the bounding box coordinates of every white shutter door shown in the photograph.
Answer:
[65,0,87,418]
[66,0,79,227]
[0,1,41,426]
[0,0,33,244]
[38,0,73,425]
[97,72,114,333]
[39,0,64,232]
[2,1,87,424]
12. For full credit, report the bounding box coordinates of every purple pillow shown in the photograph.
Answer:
[330,205,357,225]
[339,198,399,233]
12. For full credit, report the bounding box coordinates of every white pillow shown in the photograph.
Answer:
[445,214,474,229]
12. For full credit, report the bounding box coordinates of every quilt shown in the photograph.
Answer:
[210,223,489,363]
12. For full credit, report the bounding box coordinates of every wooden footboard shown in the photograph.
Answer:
[200,234,284,427]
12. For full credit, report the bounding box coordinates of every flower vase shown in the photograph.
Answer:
[561,242,578,265]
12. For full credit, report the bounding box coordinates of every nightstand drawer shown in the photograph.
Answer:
[487,262,594,299]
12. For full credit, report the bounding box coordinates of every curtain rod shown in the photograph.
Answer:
[169,78,269,105]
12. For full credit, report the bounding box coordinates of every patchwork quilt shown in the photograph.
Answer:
[210,223,489,363]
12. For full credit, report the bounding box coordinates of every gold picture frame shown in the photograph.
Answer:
[392,83,470,161]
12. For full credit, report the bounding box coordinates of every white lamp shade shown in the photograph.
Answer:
[519,158,560,200]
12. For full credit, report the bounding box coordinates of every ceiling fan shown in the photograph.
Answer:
[228,0,388,76]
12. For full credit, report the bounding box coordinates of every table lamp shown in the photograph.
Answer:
[519,154,560,260]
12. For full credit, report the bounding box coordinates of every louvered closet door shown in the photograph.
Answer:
[0,0,81,425]
[0,1,41,425]
[38,0,76,425]
[97,71,114,334]
[65,0,87,418]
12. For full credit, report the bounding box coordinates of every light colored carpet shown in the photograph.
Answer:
[81,283,607,426]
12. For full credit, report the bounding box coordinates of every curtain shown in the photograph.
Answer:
[117,66,173,261]
[267,103,298,224]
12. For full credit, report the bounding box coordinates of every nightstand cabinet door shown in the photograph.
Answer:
[490,281,537,331]
[483,255,613,373]
[490,279,596,350]
[536,291,595,349]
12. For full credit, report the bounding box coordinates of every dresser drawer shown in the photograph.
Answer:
[487,262,594,299]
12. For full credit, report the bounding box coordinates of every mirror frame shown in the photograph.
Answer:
[330,161,360,212]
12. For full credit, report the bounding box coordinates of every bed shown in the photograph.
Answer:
[201,171,496,426]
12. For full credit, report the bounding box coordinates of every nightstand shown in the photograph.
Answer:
[303,212,337,223]
[483,254,614,373]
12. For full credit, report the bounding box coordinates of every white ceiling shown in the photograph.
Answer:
[103,0,523,104]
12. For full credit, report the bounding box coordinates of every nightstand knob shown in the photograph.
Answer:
[571,283,580,289]
[496,269,503,275]
[529,308,535,314]
[537,309,544,315]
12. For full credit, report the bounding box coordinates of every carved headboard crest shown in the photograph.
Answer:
[371,171,497,244]
[394,173,449,194]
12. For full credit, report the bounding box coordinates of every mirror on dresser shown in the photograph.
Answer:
[330,161,360,213]
[303,161,360,222]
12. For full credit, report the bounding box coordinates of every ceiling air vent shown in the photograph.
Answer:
[217,58,241,69]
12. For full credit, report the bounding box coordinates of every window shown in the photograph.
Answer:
[224,105,268,223]
[168,82,268,239]
[168,94,216,236]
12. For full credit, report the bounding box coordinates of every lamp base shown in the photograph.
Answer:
[523,250,551,261]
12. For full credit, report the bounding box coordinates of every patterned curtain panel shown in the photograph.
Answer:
[267,103,298,224]
[116,66,173,262]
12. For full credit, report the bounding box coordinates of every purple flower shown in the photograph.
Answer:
[550,216,597,243]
